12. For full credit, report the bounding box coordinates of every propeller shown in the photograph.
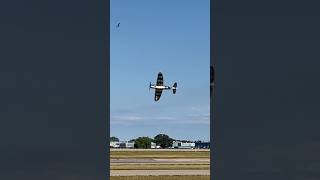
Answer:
[149,82,151,91]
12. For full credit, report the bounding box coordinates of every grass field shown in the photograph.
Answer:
[111,163,209,170]
[110,175,210,180]
[110,150,210,159]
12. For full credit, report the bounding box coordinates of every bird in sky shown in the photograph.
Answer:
[116,22,120,28]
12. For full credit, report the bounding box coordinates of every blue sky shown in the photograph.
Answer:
[110,0,210,141]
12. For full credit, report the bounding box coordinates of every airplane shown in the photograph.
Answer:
[149,72,177,101]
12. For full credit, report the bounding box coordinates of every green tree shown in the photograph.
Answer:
[133,136,153,149]
[110,136,119,142]
[154,134,174,148]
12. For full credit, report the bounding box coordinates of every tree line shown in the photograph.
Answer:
[110,134,174,149]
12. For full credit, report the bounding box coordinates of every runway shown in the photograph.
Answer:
[111,170,210,176]
[111,158,210,164]
[110,149,210,176]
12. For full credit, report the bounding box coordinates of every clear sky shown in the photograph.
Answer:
[110,0,210,142]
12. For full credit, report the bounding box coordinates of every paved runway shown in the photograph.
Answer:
[110,170,210,176]
[110,149,210,176]
[111,158,210,164]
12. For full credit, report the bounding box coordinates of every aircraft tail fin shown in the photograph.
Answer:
[172,82,177,94]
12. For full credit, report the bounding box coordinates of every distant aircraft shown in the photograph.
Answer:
[149,72,177,101]
[116,22,120,28]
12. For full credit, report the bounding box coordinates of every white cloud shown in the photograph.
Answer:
[111,115,143,124]
[111,105,210,125]
[111,113,209,125]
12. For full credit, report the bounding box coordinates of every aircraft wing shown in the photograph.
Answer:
[156,72,164,86]
[154,89,162,101]
[154,72,163,101]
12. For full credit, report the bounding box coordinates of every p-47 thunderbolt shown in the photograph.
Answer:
[149,72,177,101]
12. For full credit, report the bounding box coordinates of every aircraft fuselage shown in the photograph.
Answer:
[150,85,171,90]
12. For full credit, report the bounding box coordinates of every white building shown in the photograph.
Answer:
[110,141,120,148]
[110,141,135,148]
[172,141,195,149]
[125,142,135,148]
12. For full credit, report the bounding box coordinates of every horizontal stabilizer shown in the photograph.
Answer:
[172,82,177,94]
